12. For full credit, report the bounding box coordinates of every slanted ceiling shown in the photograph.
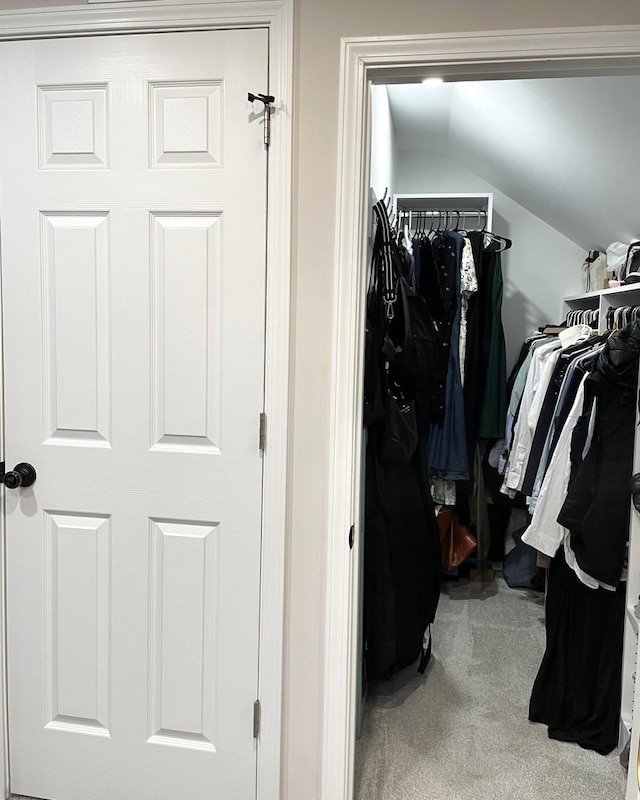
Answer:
[387,76,640,251]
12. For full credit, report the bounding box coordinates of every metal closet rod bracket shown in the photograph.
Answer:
[247,92,276,147]
[248,92,275,104]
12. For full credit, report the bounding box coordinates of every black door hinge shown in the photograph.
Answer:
[349,525,355,550]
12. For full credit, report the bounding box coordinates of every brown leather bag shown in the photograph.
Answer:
[437,507,477,571]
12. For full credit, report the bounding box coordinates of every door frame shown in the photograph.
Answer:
[0,2,292,799]
[324,24,640,800]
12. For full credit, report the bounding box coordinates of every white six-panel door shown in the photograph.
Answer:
[0,29,268,800]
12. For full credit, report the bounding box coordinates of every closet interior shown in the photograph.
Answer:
[355,75,640,800]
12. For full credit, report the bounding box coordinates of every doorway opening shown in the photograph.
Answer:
[323,28,640,800]
[357,73,637,800]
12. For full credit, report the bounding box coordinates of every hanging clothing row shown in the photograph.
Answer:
[605,303,640,331]
[565,308,599,328]
[362,197,511,683]
[492,320,640,754]
[397,205,509,571]
[362,198,443,682]
[397,208,489,235]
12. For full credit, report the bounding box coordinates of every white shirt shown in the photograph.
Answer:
[458,238,478,387]
[502,340,561,493]
[522,375,585,557]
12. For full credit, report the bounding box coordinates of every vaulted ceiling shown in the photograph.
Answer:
[386,75,640,251]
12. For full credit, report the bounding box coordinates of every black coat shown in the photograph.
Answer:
[558,320,640,587]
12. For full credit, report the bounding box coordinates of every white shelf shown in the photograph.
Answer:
[564,283,640,335]
[564,290,602,303]
[394,192,494,231]
[565,283,640,304]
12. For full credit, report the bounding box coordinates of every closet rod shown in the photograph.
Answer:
[397,209,485,216]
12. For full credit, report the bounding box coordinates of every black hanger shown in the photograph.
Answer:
[372,199,396,319]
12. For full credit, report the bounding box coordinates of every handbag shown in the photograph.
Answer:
[436,507,477,571]
[391,276,445,395]
[621,242,640,283]
[581,250,608,292]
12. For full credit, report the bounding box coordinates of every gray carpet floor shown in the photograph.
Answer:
[355,577,627,800]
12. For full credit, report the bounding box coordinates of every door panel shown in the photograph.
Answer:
[0,29,268,800]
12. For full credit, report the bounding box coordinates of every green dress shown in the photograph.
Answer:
[478,246,507,439]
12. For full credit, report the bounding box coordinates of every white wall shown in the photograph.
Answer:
[290,5,640,799]
[396,151,585,368]
[369,85,396,201]
[388,77,640,251]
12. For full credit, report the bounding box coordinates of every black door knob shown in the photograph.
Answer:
[3,462,36,489]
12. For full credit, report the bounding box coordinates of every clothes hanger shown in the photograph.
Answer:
[424,211,431,237]
[372,199,396,319]
[478,207,511,250]
[484,228,513,252]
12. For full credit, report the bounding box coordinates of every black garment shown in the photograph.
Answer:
[558,322,640,586]
[478,246,507,438]
[481,446,523,561]
[529,553,625,755]
[431,233,458,352]
[418,237,444,325]
[547,354,597,461]
[411,235,421,288]
[363,435,441,681]
[477,244,497,399]
[417,237,446,423]
[530,322,640,755]
[362,210,443,682]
